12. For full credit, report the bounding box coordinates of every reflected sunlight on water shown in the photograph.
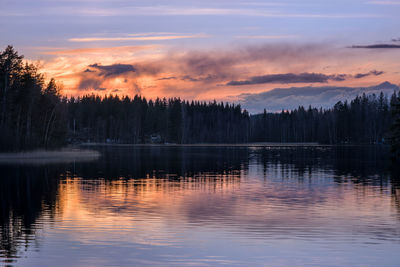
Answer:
[1,146,400,266]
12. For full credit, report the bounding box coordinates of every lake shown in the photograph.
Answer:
[1,145,400,266]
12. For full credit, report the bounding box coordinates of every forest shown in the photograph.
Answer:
[1,46,400,154]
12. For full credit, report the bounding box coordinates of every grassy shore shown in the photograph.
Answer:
[0,148,101,164]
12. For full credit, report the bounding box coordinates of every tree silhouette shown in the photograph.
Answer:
[389,92,400,158]
[0,46,398,151]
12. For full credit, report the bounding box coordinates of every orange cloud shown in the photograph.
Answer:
[41,45,161,55]
[35,43,400,101]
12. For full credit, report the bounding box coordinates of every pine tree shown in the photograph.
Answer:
[389,92,400,159]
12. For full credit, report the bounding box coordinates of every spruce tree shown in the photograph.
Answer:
[390,92,400,158]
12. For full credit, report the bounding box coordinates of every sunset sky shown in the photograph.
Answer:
[1,0,400,112]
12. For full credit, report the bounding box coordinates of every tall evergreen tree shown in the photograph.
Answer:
[0,46,66,151]
[389,92,400,158]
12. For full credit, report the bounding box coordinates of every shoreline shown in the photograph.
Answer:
[79,142,387,148]
[0,148,101,164]
[80,142,323,147]
[0,143,388,164]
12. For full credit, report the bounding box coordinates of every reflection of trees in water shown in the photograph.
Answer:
[252,145,400,215]
[0,147,249,263]
[390,165,400,218]
[72,146,250,180]
[253,146,391,184]
[1,146,400,263]
[0,165,62,263]
[69,146,400,221]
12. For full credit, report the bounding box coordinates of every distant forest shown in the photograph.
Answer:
[1,46,400,153]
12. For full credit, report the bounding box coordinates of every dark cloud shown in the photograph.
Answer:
[78,62,163,91]
[391,38,400,42]
[354,73,369,79]
[369,70,384,76]
[181,74,217,82]
[331,74,347,81]
[157,76,177,80]
[83,68,96,73]
[227,70,385,86]
[88,63,136,77]
[181,75,199,82]
[76,43,339,93]
[172,43,334,84]
[238,82,399,114]
[226,73,347,86]
[350,44,400,49]
[75,43,385,95]
[354,70,384,79]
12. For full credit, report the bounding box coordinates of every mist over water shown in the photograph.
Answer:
[1,146,399,266]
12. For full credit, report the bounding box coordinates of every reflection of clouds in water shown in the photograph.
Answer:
[1,146,400,266]
[57,168,400,247]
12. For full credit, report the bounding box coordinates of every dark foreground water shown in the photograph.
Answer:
[1,145,400,266]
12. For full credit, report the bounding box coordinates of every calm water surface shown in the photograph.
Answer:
[1,146,400,266]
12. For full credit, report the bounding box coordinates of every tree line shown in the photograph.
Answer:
[67,95,250,144]
[1,46,400,155]
[250,92,396,144]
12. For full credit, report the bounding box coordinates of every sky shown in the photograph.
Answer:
[1,0,400,112]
